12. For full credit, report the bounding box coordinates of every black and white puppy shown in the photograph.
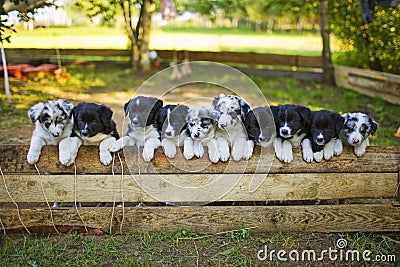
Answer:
[244,105,278,147]
[60,102,119,166]
[110,96,163,162]
[340,112,378,157]
[27,99,74,164]
[156,104,189,158]
[184,106,220,163]
[302,110,344,163]
[211,94,253,161]
[274,104,312,163]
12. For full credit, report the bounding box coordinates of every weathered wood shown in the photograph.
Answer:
[0,172,396,203]
[334,65,400,105]
[5,48,322,68]
[1,204,399,234]
[1,145,399,174]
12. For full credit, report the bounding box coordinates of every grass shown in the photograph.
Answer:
[1,229,399,266]
[3,25,330,55]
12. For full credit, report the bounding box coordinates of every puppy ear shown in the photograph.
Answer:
[154,99,163,112]
[342,113,350,123]
[28,102,45,123]
[210,111,220,124]
[124,100,131,116]
[99,105,113,125]
[369,117,378,135]
[239,99,251,120]
[296,105,312,126]
[211,94,222,108]
[244,110,255,131]
[270,106,279,127]
[57,99,74,118]
[334,113,345,134]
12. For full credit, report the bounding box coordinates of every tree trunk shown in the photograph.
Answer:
[136,0,155,71]
[319,0,335,85]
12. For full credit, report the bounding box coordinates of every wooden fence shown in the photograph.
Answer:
[0,145,399,234]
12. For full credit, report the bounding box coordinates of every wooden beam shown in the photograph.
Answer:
[0,172,396,203]
[1,145,398,174]
[1,204,399,234]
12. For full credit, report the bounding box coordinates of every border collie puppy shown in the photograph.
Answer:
[110,96,163,162]
[184,106,220,163]
[244,105,278,147]
[59,102,119,166]
[27,99,74,164]
[340,112,378,157]
[274,104,312,163]
[211,94,253,161]
[302,110,344,163]
[156,104,189,158]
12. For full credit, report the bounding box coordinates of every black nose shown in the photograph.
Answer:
[194,133,200,138]
[81,129,88,136]
[316,136,324,142]
[258,136,266,142]
[281,129,288,135]
[52,132,60,137]
[165,131,172,137]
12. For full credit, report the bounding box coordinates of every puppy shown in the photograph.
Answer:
[184,106,220,163]
[156,104,189,158]
[274,104,312,163]
[340,112,378,157]
[60,102,119,166]
[211,94,254,161]
[302,110,344,162]
[27,99,74,164]
[244,105,278,147]
[110,96,163,162]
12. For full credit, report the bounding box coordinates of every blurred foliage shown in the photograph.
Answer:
[330,0,400,74]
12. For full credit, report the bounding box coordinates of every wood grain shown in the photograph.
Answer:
[1,145,399,174]
[0,173,396,203]
[1,204,399,234]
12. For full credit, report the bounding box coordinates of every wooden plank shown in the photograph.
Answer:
[0,172,396,203]
[0,204,399,233]
[5,48,322,68]
[1,145,399,174]
[334,65,400,105]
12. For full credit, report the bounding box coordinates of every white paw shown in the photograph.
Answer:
[302,149,314,163]
[183,146,194,160]
[194,142,204,158]
[314,151,323,162]
[323,146,334,160]
[354,147,366,157]
[109,139,124,152]
[163,142,177,159]
[142,148,155,162]
[100,151,113,165]
[334,139,343,156]
[219,148,230,162]
[281,149,293,163]
[208,149,220,163]
[59,150,75,166]
[231,145,244,161]
[27,151,40,164]
[243,141,254,160]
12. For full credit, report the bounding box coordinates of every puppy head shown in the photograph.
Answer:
[73,102,114,137]
[276,104,311,139]
[244,106,277,143]
[211,94,250,130]
[310,110,344,146]
[342,112,378,146]
[124,96,163,128]
[157,104,189,138]
[28,99,74,138]
[186,106,216,140]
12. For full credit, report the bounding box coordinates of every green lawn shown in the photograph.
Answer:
[4,25,330,55]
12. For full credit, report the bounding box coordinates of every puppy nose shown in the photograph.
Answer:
[194,133,200,138]
[165,131,172,137]
[352,138,359,143]
[52,132,60,137]
[258,136,266,142]
[281,129,288,135]
[81,129,88,136]
[316,136,324,142]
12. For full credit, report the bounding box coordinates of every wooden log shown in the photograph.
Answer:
[1,145,399,174]
[0,172,396,203]
[1,204,399,234]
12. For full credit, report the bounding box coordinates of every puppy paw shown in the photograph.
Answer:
[243,141,254,160]
[301,139,313,163]
[109,139,124,152]
[323,146,334,160]
[231,144,244,161]
[281,149,293,163]
[59,150,75,166]
[219,148,230,162]
[314,151,323,162]
[100,151,113,165]
[194,141,204,158]
[183,147,194,160]
[27,151,40,164]
[142,148,155,162]
[354,146,366,157]
[163,141,177,159]
[208,149,220,163]
[333,139,343,156]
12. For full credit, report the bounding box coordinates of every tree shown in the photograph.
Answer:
[75,0,155,70]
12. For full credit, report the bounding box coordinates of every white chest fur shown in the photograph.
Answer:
[128,125,159,146]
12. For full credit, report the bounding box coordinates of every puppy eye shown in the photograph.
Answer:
[44,122,51,128]
[189,122,195,127]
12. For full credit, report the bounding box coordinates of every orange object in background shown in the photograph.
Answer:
[395,127,400,138]
[0,63,69,82]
